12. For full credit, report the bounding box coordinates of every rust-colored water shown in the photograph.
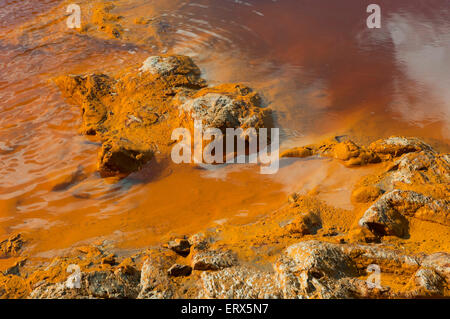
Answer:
[0,0,449,258]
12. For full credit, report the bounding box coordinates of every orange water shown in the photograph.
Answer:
[0,0,449,258]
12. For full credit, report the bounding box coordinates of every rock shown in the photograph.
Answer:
[369,137,434,160]
[55,55,269,177]
[3,259,27,276]
[138,249,176,299]
[333,141,363,161]
[140,55,200,79]
[55,73,113,135]
[29,268,140,299]
[287,193,299,204]
[188,232,207,246]
[0,234,25,258]
[188,232,218,252]
[415,198,449,226]
[84,270,140,299]
[421,252,450,282]
[273,240,428,298]
[191,249,237,271]
[98,140,154,177]
[167,238,191,257]
[331,141,380,166]
[413,268,445,294]
[359,190,448,237]
[377,151,449,193]
[278,136,439,168]
[200,266,282,299]
[274,240,432,298]
[284,210,322,235]
[358,190,422,237]
[346,228,380,244]
[167,264,192,277]
[101,254,116,266]
[351,186,383,203]
[0,273,29,299]
[180,84,267,132]
[75,246,103,257]
[279,138,380,166]
[273,241,359,298]
[114,258,140,278]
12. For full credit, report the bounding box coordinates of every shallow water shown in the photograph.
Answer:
[0,0,449,257]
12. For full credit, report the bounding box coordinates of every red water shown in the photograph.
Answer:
[0,0,449,258]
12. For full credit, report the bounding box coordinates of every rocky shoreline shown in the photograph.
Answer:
[1,93,449,298]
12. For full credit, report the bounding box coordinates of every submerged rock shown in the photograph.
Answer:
[280,146,314,158]
[374,150,449,196]
[180,85,267,132]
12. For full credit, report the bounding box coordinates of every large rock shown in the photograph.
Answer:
[369,137,434,160]
[138,249,176,299]
[273,241,359,298]
[55,55,270,177]
[0,234,25,258]
[29,268,140,299]
[359,190,449,237]
[339,243,420,273]
[167,264,192,277]
[200,266,282,299]
[191,249,238,271]
[180,85,267,132]
[280,137,380,166]
[377,151,449,193]
[420,252,450,282]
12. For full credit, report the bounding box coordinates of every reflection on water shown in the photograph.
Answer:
[386,13,450,134]
[0,0,449,256]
